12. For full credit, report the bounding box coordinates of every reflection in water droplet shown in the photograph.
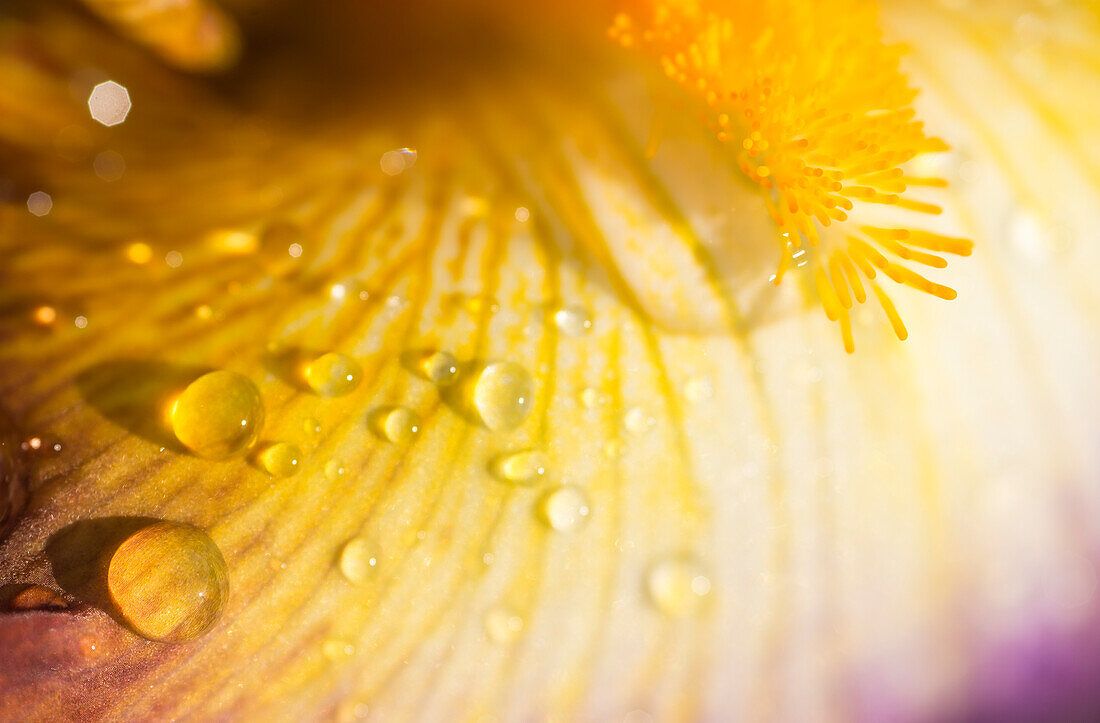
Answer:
[259,442,301,477]
[376,406,421,443]
[421,351,459,386]
[473,362,533,431]
[490,449,548,484]
[303,417,322,436]
[553,305,593,337]
[325,460,346,480]
[107,522,229,643]
[646,554,710,617]
[484,606,524,643]
[539,485,590,531]
[339,538,377,583]
[170,370,264,459]
[305,353,362,397]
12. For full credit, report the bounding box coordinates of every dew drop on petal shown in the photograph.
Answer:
[514,206,531,223]
[645,554,711,617]
[490,448,548,484]
[339,538,377,584]
[125,242,152,265]
[579,387,606,409]
[259,442,301,478]
[325,460,347,480]
[107,522,229,643]
[170,370,264,459]
[303,417,322,436]
[539,485,590,531]
[375,406,420,444]
[380,147,417,176]
[484,606,524,644]
[473,362,533,431]
[421,351,459,386]
[322,638,356,661]
[305,352,362,397]
[32,306,56,325]
[623,406,654,435]
[553,305,593,337]
[87,80,131,127]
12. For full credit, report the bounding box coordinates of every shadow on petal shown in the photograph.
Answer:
[75,360,213,453]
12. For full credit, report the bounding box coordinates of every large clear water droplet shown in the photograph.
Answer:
[339,538,377,584]
[539,485,590,531]
[107,522,229,643]
[259,442,301,477]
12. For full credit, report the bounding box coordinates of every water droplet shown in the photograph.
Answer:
[339,538,377,583]
[374,406,420,444]
[325,460,347,480]
[623,407,654,435]
[107,522,229,643]
[685,376,713,402]
[421,351,459,386]
[553,305,593,337]
[303,417,322,436]
[165,250,183,268]
[463,294,499,315]
[125,241,153,264]
[645,554,710,617]
[603,439,623,458]
[539,485,590,531]
[259,442,301,477]
[74,315,88,329]
[490,449,548,484]
[484,606,524,643]
[514,206,531,223]
[87,80,131,127]
[8,585,68,610]
[473,362,533,431]
[323,638,356,660]
[380,147,417,176]
[579,387,606,409]
[305,352,362,397]
[170,370,264,459]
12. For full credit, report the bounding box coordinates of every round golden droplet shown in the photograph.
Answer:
[322,638,356,660]
[325,459,346,480]
[473,361,533,431]
[170,370,264,459]
[305,352,362,397]
[645,554,710,617]
[107,522,229,643]
[259,442,301,477]
[339,538,377,584]
[490,449,548,484]
[539,485,590,531]
[421,351,459,386]
[377,406,420,443]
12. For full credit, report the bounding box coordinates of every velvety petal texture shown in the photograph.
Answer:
[1,1,1099,721]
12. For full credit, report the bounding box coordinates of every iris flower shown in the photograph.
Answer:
[2,0,1099,720]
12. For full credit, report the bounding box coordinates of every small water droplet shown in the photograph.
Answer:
[125,241,153,265]
[170,370,264,459]
[463,295,499,315]
[623,407,654,435]
[473,362,533,431]
[305,353,362,397]
[373,406,421,443]
[325,460,346,480]
[323,638,356,660]
[490,449,548,484]
[339,538,377,583]
[484,606,524,643]
[303,417,322,436]
[514,206,531,223]
[107,522,229,643]
[646,554,710,617]
[539,485,590,531]
[259,442,301,477]
[420,351,459,386]
[685,376,713,402]
[553,305,593,337]
[579,387,606,409]
[380,147,417,176]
